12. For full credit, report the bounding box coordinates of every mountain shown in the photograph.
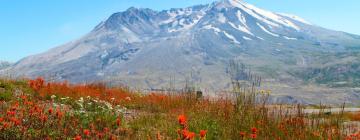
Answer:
[3,0,360,104]
[0,61,11,70]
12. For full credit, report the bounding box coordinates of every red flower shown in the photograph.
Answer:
[182,130,189,136]
[185,132,195,140]
[97,132,104,139]
[29,77,45,91]
[74,135,82,140]
[7,111,15,116]
[110,135,117,140]
[56,110,63,119]
[0,117,3,123]
[251,127,258,134]
[48,108,53,114]
[12,118,21,126]
[181,130,195,139]
[178,115,187,125]
[156,131,161,140]
[239,131,246,137]
[3,123,9,129]
[116,117,121,126]
[200,130,207,138]
[250,133,257,139]
[20,95,27,100]
[103,127,110,133]
[177,129,182,135]
[83,129,90,136]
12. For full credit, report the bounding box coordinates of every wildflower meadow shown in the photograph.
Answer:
[0,77,359,139]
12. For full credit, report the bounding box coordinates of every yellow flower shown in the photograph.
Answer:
[258,90,266,94]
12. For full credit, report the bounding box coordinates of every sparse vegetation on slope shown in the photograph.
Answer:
[295,52,360,87]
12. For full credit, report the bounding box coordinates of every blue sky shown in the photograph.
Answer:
[1,0,359,62]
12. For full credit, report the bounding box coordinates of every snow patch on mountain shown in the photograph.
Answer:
[243,36,252,40]
[218,13,227,23]
[257,36,264,40]
[257,22,280,37]
[283,36,297,40]
[203,24,241,44]
[160,11,178,25]
[203,25,221,34]
[169,14,204,33]
[227,0,300,31]
[278,13,312,25]
[100,50,109,59]
[236,10,247,26]
[228,22,253,36]
[223,31,240,44]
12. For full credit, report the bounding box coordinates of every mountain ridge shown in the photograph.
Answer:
[0,61,11,70]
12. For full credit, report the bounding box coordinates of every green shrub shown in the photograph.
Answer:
[0,90,12,101]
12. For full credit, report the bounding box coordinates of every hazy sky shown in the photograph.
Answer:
[1,0,359,62]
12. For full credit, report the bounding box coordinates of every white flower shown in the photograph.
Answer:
[114,106,127,114]
[125,97,131,101]
[105,102,113,110]
[78,97,84,103]
[51,95,56,99]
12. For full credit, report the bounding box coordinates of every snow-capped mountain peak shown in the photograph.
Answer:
[152,0,311,36]
[98,0,312,36]
[227,0,300,30]
[4,0,360,104]
[278,13,312,25]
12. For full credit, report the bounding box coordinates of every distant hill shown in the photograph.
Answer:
[0,61,11,70]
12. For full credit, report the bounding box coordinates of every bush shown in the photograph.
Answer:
[0,90,12,101]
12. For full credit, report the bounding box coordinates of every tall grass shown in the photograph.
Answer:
[0,78,359,139]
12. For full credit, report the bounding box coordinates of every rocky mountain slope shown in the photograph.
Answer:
[3,0,360,104]
[0,61,11,70]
